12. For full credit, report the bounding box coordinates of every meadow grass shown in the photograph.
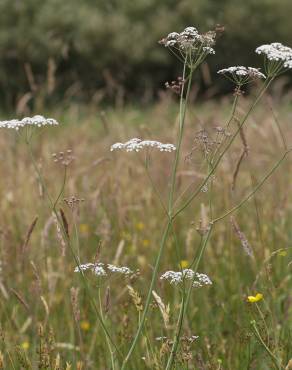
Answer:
[0,90,291,369]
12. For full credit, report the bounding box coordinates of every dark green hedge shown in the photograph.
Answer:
[0,0,291,107]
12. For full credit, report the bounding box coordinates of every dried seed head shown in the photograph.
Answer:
[63,196,84,211]
[52,149,75,166]
[165,77,185,94]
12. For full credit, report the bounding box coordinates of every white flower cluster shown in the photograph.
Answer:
[107,264,133,275]
[74,262,133,277]
[160,269,212,287]
[256,42,292,69]
[156,335,199,343]
[218,66,266,79]
[0,115,59,130]
[74,263,107,276]
[110,138,176,152]
[160,26,215,55]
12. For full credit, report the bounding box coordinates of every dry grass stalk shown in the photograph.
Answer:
[230,216,254,257]
[10,288,30,312]
[152,290,170,329]
[127,285,143,312]
[21,216,38,253]
[70,287,80,322]
[59,208,69,238]
[104,286,111,314]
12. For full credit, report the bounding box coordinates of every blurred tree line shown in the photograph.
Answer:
[0,0,292,109]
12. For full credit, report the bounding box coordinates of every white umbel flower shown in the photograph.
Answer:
[159,26,216,66]
[0,115,59,130]
[110,138,176,152]
[74,263,107,276]
[256,42,292,66]
[160,269,212,287]
[74,262,133,277]
[107,264,133,275]
[218,66,266,85]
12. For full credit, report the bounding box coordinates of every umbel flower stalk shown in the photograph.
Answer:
[118,30,292,369]
[0,115,122,364]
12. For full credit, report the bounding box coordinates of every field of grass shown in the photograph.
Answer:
[0,91,291,370]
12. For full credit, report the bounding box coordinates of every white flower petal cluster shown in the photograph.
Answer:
[107,264,133,275]
[160,269,212,287]
[160,26,216,54]
[74,263,107,276]
[110,138,176,152]
[256,42,292,68]
[218,66,266,79]
[156,335,199,343]
[74,262,133,277]
[0,115,59,130]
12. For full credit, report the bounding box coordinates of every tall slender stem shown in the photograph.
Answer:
[122,61,195,369]
[211,149,291,224]
[173,78,273,219]
[26,140,121,360]
[165,227,213,369]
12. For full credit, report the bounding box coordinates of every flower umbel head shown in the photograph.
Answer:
[247,293,263,303]
[74,262,133,277]
[160,269,212,287]
[218,66,266,85]
[110,138,176,152]
[74,263,107,277]
[256,42,292,76]
[0,115,59,130]
[159,26,216,68]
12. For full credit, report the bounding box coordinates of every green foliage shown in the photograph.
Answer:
[0,0,292,107]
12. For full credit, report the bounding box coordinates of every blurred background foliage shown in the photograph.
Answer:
[0,0,292,109]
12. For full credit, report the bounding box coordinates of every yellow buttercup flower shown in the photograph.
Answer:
[179,260,189,269]
[21,341,30,350]
[142,239,150,247]
[247,293,263,303]
[80,320,90,331]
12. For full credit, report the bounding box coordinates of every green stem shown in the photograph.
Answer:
[251,321,283,370]
[121,221,172,368]
[165,292,186,370]
[211,149,291,224]
[26,140,121,360]
[168,60,190,214]
[173,78,274,219]
[121,60,195,370]
[165,227,213,370]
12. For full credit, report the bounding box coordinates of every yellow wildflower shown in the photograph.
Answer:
[179,260,189,269]
[247,293,263,303]
[21,341,30,350]
[278,250,287,257]
[136,222,145,231]
[142,239,150,247]
[79,224,89,236]
[80,320,90,331]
